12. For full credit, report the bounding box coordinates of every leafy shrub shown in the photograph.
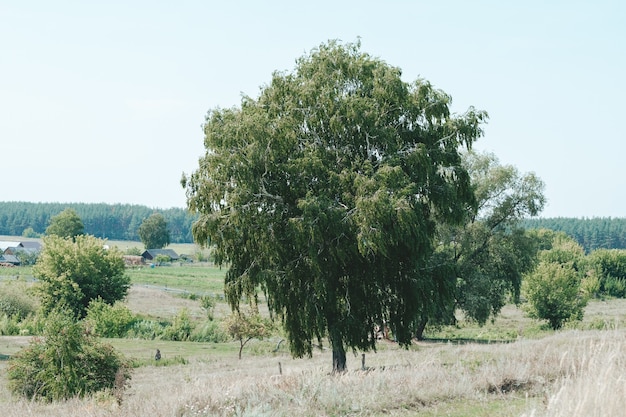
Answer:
[85,298,136,338]
[604,276,626,298]
[163,309,193,341]
[190,320,229,343]
[125,246,143,256]
[523,261,588,330]
[154,254,171,265]
[0,314,21,335]
[200,295,216,320]
[7,309,131,402]
[126,319,168,340]
[0,281,37,320]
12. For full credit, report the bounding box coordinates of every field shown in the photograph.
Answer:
[1,258,626,415]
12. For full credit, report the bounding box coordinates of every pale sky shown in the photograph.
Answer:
[1,1,624,218]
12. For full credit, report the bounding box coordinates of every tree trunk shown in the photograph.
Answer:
[414,315,428,341]
[329,327,347,373]
[332,343,347,373]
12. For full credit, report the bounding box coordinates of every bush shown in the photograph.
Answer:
[0,314,21,335]
[163,309,194,341]
[125,246,143,256]
[0,281,37,320]
[126,319,168,340]
[523,261,588,330]
[85,299,136,338]
[200,295,216,320]
[604,276,626,298]
[190,320,229,343]
[7,309,131,402]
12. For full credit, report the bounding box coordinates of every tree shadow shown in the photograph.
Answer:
[419,337,516,345]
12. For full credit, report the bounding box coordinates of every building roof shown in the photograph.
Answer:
[0,254,21,265]
[0,241,22,251]
[141,248,180,260]
[0,240,42,252]
[19,241,42,250]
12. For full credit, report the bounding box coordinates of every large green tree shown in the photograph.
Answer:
[137,213,171,249]
[33,235,130,318]
[45,208,84,240]
[413,151,545,338]
[183,40,487,372]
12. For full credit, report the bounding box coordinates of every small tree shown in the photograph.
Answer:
[22,227,41,238]
[33,235,130,319]
[523,235,589,330]
[7,309,131,402]
[137,213,171,249]
[45,208,84,240]
[225,309,273,359]
[523,261,587,329]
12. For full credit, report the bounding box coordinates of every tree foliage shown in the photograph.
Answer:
[45,208,84,239]
[0,201,196,243]
[523,234,589,329]
[7,309,130,402]
[522,217,626,252]
[33,235,130,318]
[414,151,545,338]
[586,249,626,297]
[138,213,171,249]
[225,308,274,359]
[183,40,487,371]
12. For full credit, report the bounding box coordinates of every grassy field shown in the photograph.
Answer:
[1,327,624,416]
[1,254,626,415]
[127,263,226,296]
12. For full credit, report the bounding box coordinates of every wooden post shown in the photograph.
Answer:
[361,353,365,371]
[278,362,282,375]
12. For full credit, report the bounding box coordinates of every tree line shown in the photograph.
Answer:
[0,202,197,243]
[521,217,626,252]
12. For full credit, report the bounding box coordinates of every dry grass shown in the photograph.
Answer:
[1,329,624,416]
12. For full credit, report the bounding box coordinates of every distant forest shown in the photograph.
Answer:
[522,217,626,252]
[1,202,624,251]
[0,202,198,243]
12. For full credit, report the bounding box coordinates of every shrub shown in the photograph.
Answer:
[163,309,194,341]
[126,319,168,340]
[523,261,588,330]
[85,298,136,338]
[0,314,21,335]
[125,246,143,256]
[0,281,37,320]
[7,309,131,402]
[604,276,626,298]
[190,320,229,343]
[200,295,216,320]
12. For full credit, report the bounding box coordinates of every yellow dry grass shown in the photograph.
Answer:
[1,329,624,417]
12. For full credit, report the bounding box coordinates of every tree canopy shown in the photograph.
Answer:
[183,40,487,372]
[33,235,130,318]
[413,151,545,338]
[137,213,171,249]
[45,208,84,239]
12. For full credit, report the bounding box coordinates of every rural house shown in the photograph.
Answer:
[141,249,179,262]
